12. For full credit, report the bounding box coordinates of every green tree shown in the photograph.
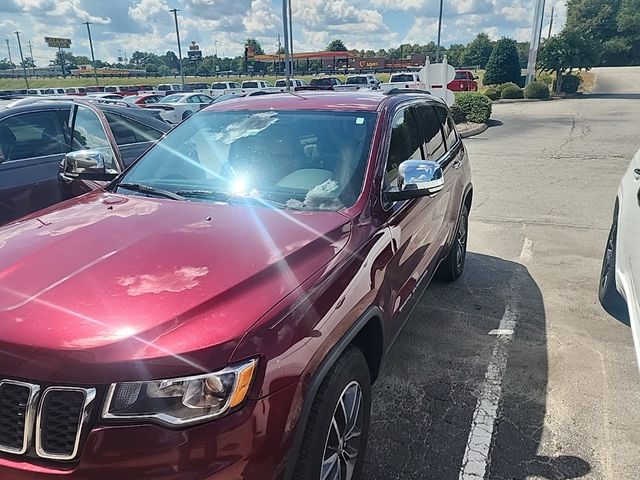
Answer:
[445,44,466,67]
[326,39,347,51]
[537,30,600,92]
[162,51,180,71]
[483,38,522,85]
[245,38,264,55]
[461,33,494,68]
[0,58,15,70]
[565,0,621,44]
[516,42,529,69]
[20,57,35,69]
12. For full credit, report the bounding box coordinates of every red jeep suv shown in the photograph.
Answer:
[0,91,472,480]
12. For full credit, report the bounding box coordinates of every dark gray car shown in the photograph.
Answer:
[0,99,170,225]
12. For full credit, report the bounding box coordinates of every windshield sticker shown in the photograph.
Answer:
[356,117,365,125]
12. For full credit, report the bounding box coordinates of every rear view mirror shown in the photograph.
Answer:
[385,160,444,202]
[63,150,106,176]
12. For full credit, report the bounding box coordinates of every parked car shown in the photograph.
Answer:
[0,90,472,479]
[306,76,343,90]
[64,87,87,96]
[380,72,427,92]
[448,70,479,92]
[86,93,125,100]
[183,82,211,93]
[157,83,183,94]
[151,92,214,124]
[274,78,309,88]
[209,81,243,98]
[599,149,640,367]
[104,85,138,96]
[0,99,170,224]
[124,93,164,107]
[334,74,381,91]
[240,79,281,94]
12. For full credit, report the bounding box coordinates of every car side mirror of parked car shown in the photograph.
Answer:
[384,160,444,202]
[61,150,117,181]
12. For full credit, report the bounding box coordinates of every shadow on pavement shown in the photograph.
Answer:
[487,119,503,128]
[363,252,591,480]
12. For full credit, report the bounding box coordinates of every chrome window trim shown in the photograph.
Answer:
[0,380,40,455]
[35,386,96,461]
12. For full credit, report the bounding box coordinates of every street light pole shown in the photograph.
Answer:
[281,0,292,90]
[548,3,556,39]
[525,0,546,86]
[436,0,444,62]
[169,8,185,86]
[6,39,15,78]
[14,32,29,88]
[27,40,36,76]
[287,0,294,70]
[84,22,99,86]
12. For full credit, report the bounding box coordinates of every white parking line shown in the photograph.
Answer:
[458,237,532,480]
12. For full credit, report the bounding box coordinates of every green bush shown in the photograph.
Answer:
[454,92,492,123]
[483,38,522,86]
[501,85,524,99]
[537,73,554,87]
[524,81,550,99]
[496,82,519,92]
[560,74,581,94]
[449,104,466,124]
[484,88,499,100]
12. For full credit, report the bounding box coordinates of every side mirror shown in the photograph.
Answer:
[384,160,444,202]
[473,75,479,80]
[63,150,106,175]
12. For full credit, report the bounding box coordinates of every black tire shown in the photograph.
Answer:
[293,347,371,480]
[437,203,469,282]
[182,110,193,120]
[599,213,629,323]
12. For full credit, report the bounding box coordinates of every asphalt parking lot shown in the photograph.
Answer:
[363,67,640,479]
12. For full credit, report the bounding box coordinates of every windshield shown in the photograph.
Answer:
[390,74,416,82]
[243,82,258,88]
[119,110,377,211]
[159,94,184,103]
[455,71,469,79]
[347,77,368,85]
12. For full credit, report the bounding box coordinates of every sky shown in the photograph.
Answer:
[0,0,567,65]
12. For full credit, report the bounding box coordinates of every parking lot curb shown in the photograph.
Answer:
[459,122,488,138]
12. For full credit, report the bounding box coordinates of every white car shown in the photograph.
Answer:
[379,72,427,92]
[209,81,243,98]
[334,74,381,91]
[274,78,308,89]
[151,92,213,124]
[600,149,640,368]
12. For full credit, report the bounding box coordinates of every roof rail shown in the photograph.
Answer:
[383,88,431,96]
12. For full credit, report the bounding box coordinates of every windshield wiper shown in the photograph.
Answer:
[176,189,287,209]
[117,183,185,201]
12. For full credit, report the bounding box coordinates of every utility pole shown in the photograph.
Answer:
[547,3,557,39]
[277,33,282,75]
[6,39,15,78]
[525,0,546,86]
[84,22,99,86]
[14,31,29,88]
[169,8,185,86]
[287,0,294,71]
[436,0,444,62]
[281,0,292,90]
[59,47,66,78]
[27,40,35,75]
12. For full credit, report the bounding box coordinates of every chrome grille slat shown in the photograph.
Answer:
[0,380,40,455]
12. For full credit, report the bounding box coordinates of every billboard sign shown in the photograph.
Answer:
[349,57,385,69]
[44,37,71,48]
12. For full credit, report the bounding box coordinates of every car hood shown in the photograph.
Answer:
[0,192,350,382]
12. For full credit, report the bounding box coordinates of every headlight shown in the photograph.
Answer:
[102,359,258,426]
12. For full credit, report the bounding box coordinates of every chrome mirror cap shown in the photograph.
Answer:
[63,150,106,176]
[385,159,444,202]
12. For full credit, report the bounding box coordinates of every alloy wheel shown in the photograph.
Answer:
[320,381,364,480]
[455,212,468,272]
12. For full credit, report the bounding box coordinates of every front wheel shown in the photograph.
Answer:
[437,204,469,282]
[598,216,628,323]
[293,347,371,480]
[182,110,193,120]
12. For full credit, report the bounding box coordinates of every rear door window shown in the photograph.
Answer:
[434,106,459,151]
[103,112,164,145]
[385,107,423,187]
[0,110,70,161]
[414,104,446,160]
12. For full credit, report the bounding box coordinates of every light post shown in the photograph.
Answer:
[27,40,35,76]
[436,0,444,62]
[281,0,292,90]
[14,31,29,88]
[525,0,546,85]
[5,39,15,77]
[169,8,185,86]
[84,22,99,86]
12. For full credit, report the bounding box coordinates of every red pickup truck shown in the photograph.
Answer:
[448,70,479,92]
